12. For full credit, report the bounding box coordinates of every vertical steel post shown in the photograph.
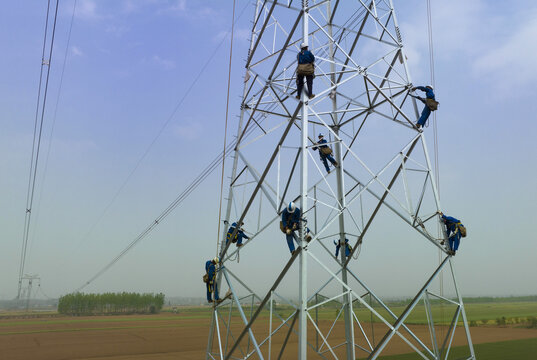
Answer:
[208,2,262,358]
[298,1,309,358]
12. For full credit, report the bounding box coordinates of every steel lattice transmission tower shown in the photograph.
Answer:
[207,1,475,359]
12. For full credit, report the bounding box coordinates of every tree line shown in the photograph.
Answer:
[58,292,165,315]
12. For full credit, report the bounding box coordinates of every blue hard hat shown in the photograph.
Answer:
[232,222,237,227]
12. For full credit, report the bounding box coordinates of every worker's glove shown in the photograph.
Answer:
[286,229,292,235]
[411,87,417,92]
[292,224,297,230]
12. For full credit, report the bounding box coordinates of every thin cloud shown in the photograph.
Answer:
[75,0,101,20]
[158,0,217,20]
[71,46,84,57]
[173,121,203,140]
[473,13,537,89]
[152,55,176,70]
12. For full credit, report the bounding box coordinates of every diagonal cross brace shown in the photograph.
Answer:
[344,137,420,267]
[225,247,302,360]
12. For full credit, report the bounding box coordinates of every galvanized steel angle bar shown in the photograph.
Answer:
[350,308,374,353]
[448,260,476,358]
[336,87,407,128]
[246,0,279,68]
[235,118,289,152]
[440,306,461,360]
[237,13,302,147]
[224,248,301,360]
[423,291,440,359]
[425,291,461,307]
[308,12,361,70]
[367,256,451,359]
[308,289,351,311]
[363,76,414,127]
[220,105,300,261]
[344,267,435,358]
[413,171,430,225]
[307,250,394,330]
[357,0,399,45]
[223,215,280,262]
[221,269,264,359]
[315,306,346,353]
[306,311,340,359]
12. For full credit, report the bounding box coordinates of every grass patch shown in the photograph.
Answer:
[378,337,537,360]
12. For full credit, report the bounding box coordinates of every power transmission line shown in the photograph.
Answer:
[28,0,79,266]
[18,0,60,299]
[74,0,251,250]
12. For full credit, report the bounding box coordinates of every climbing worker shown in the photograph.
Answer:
[296,42,315,100]
[226,221,249,247]
[439,212,467,256]
[334,238,352,258]
[204,257,221,303]
[410,85,438,130]
[313,133,338,173]
[280,202,312,254]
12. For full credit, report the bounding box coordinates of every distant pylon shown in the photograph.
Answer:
[207,1,475,359]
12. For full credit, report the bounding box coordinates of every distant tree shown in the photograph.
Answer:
[58,292,165,316]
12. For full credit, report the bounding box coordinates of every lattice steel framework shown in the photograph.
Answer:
[207,1,475,359]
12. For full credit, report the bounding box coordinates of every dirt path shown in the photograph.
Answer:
[0,314,535,359]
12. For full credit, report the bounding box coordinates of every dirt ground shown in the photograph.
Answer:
[0,314,535,360]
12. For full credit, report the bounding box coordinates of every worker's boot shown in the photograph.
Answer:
[305,234,312,242]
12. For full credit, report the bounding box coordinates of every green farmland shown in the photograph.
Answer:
[379,338,537,360]
[170,296,537,327]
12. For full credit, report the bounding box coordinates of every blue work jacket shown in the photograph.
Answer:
[297,50,315,64]
[282,207,301,228]
[442,214,460,237]
[416,86,435,100]
[205,261,217,281]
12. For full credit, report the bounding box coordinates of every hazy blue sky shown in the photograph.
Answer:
[1,0,536,301]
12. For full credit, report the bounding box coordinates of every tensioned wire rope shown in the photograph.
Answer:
[74,106,268,292]
[27,0,78,270]
[18,0,60,299]
[70,0,252,253]
[74,0,354,292]
[70,9,250,292]
[426,0,445,341]
[216,0,237,258]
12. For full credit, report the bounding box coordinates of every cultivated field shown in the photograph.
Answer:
[1,301,536,359]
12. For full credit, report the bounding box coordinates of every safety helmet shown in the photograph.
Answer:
[213,257,219,264]
[426,85,433,90]
[232,222,237,227]
[318,133,323,138]
[300,42,308,49]
[288,202,296,212]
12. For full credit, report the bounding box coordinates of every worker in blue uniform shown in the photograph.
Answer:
[411,85,437,130]
[440,212,464,255]
[334,238,352,258]
[281,202,311,254]
[313,133,338,173]
[226,221,249,247]
[205,258,221,303]
[296,43,315,100]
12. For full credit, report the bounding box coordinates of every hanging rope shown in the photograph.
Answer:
[216,0,237,258]
[426,0,445,340]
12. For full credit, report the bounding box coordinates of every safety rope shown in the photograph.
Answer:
[216,0,237,258]
[426,0,445,339]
